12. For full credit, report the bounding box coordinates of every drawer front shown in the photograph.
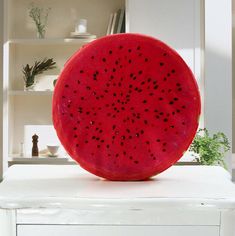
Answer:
[17,225,219,236]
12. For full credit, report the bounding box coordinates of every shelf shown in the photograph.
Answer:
[8,156,77,166]
[8,38,95,45]
[9,90,53,96]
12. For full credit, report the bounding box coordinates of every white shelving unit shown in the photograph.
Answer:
[3,0,124,170]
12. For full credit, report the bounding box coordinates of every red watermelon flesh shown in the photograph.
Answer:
[53,33,201,181]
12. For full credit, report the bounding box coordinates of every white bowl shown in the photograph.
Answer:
[47,145,60,156]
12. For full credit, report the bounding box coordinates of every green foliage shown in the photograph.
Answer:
[22,58,56,87]
[189,128,230,169]
[29,3,51,38]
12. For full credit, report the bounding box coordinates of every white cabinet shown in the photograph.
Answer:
[17,225,219,236]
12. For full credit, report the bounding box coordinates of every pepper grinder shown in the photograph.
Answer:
[32,134,39,157]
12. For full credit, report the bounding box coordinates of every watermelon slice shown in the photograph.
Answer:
[53,33,201,181]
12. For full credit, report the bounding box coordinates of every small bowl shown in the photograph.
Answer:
[47,145,60,157]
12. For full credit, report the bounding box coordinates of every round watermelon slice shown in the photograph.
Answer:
[53,33,201,181]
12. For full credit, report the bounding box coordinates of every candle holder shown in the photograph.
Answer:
[76,19,87,33]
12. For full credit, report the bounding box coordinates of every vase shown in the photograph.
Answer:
[37,30,45,39]
[24,84,35,91]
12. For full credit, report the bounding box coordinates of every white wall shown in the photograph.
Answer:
[126,0,203,162]
[0,0,3,180]
[232,0,235,153]
[204,0,232,171]
[126,0,232,170]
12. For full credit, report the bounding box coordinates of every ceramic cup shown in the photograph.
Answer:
[47,145,60,157]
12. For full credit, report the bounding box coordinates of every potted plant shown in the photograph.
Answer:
[22,58,56,90]
[189,128,230,169]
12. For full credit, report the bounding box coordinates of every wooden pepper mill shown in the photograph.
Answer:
[32,134,39,157]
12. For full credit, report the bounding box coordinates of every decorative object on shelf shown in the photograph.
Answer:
[53,79,58,87]
[47,144,60,157]
[70,18,96,39]
[29,3,51,39]
[32,134,39,157]
[22,58,56,90]
[189,128,230,169]
[76,19,87,33]
[70,32,96,39]
[52,33,201,181]
[107,8,125,35]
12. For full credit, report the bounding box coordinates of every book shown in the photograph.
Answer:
[106,13,114,35]
[116,8,125,33]
[110,12,117,34]
[113,9,122,34]
[121,11,126,33]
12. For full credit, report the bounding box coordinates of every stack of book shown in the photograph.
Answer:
[106,8,125,35]
[70,32,97,39]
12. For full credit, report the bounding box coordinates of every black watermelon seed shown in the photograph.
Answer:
[80,70,84,73]
[160,62,164,66]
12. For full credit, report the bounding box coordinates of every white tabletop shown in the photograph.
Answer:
[0,165,235,209]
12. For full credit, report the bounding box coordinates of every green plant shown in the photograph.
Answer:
[22,58,56,88]
[189,128,230,169]
[29,3,51,38]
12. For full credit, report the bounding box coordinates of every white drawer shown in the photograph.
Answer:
[17,225,219,236]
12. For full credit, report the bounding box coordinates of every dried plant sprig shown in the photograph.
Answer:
[22,58,56,87]
[29,3,51,38]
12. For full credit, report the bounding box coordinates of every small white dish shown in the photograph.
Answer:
[47,145,60,157]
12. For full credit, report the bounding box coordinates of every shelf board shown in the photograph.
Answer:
[9,90,53,96]
[8,156,77,166]
[8,38,95,45]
